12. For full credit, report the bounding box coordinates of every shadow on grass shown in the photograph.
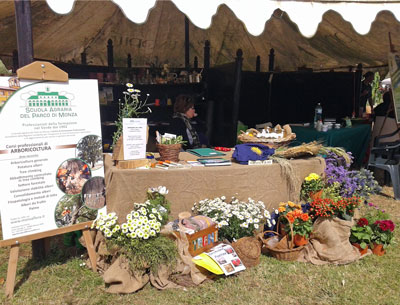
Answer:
[13,235,86,293]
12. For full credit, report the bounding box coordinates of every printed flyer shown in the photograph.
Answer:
[0,77,105,240]
[194,243,246,276]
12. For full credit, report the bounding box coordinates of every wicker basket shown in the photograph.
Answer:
[156,143,182,162]
[237,125,296,149]
[257,215,305,261]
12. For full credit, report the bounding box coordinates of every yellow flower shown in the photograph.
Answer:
[278,206,286,213]
[305,173,320,181]
[288,201,295,207]
[279,202,287,207]
[251,146,262,155]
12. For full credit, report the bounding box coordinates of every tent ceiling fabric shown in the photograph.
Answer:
[45,0,400,37]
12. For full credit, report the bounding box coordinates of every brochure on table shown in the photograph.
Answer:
[0,77,105,240]
[122,118,147,160]
[193,243,246,275]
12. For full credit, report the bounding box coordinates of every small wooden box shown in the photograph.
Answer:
[175,225,218,257]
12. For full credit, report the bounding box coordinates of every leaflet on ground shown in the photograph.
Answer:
[193,243,246,276]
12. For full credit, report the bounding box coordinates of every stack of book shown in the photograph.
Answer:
[197,158,231,167]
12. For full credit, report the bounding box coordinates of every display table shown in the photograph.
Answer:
[291,124,371,166]
[104,152,325,219]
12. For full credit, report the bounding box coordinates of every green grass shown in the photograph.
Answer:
[1,187,399,305]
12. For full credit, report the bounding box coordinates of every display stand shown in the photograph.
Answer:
[112,133,150,169]
[0,61,97,298]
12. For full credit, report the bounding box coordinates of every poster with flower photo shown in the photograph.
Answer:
[0,77,105,240]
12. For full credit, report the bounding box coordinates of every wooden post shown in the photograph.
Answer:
[127,53,132,68]
[14,0,34,67]
[355,63,363,117]
[81,51,87,65]
[5,244,19,298]
[185,16,190,70]
[256,55,261,72]
[268,48,275,72]
[107,39,114,68]
[203,40,210,82]
[231,49,243,146]
[12,50,19,72]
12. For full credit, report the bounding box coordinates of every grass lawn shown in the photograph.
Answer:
[0,186,399,305]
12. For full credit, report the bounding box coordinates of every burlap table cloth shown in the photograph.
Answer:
[104,152,325,220]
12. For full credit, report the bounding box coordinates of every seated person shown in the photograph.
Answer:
[374,89,395,119]
[168,95,207,149]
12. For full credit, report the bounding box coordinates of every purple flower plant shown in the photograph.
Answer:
[324,151,381,199]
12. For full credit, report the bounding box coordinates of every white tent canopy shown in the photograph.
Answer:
[46,0,400,37]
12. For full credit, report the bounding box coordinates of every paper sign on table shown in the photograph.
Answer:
[122,118,147,160]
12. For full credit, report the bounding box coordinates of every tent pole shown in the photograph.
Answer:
[14,0,34,67]
[14,0,46,261]
[185,16,190,69]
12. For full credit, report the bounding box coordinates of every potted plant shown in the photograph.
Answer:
[370,219,395,255]
[156,135,187,162]
[112,83,151,148]
[300,173,324,201]
[282,210,313,247]
[349,217,373,254]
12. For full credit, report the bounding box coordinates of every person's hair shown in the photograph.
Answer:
[174,95,194,113]
[363,71,374,79]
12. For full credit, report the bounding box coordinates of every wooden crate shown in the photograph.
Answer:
[175,225,218,257]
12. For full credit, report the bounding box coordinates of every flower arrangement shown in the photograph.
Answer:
[91,186,177,272]
[278,201,302,216]
[308,196,361,220]
[350,218,373,249]
[277,201,313,239]
[371,220,395,249]
[192,196,271,242]
[324,150,381,199]
[112,83,151,147]
[300,173,325,201]
[283,209,313,239]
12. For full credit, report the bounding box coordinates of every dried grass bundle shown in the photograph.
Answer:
[274,141,322,159]
[270,155,300,202]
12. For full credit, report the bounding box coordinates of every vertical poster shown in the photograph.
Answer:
[0,77,105,240]
[388,52,400,124]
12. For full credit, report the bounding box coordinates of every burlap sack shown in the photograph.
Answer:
[161,225,208,286]
[231,236,262,268]
[103,256,149,294]
[297,217,362,265]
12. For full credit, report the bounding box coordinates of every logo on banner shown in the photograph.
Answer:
[21,87,77,118]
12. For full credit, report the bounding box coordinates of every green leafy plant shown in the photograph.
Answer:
[112,83,151,147]
[350,218,373,249]
[160,135,187,145]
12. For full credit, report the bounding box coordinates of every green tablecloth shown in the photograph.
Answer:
[290,124,372,166]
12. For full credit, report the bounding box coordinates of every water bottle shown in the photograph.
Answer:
[314,103,322,126]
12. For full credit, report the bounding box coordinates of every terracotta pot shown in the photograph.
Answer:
[352,243,368,255]
[294,234,308,247]
[372,243,385,256]
[309,189,323,201]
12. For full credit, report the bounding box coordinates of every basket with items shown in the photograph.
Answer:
[237,124,296,148]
